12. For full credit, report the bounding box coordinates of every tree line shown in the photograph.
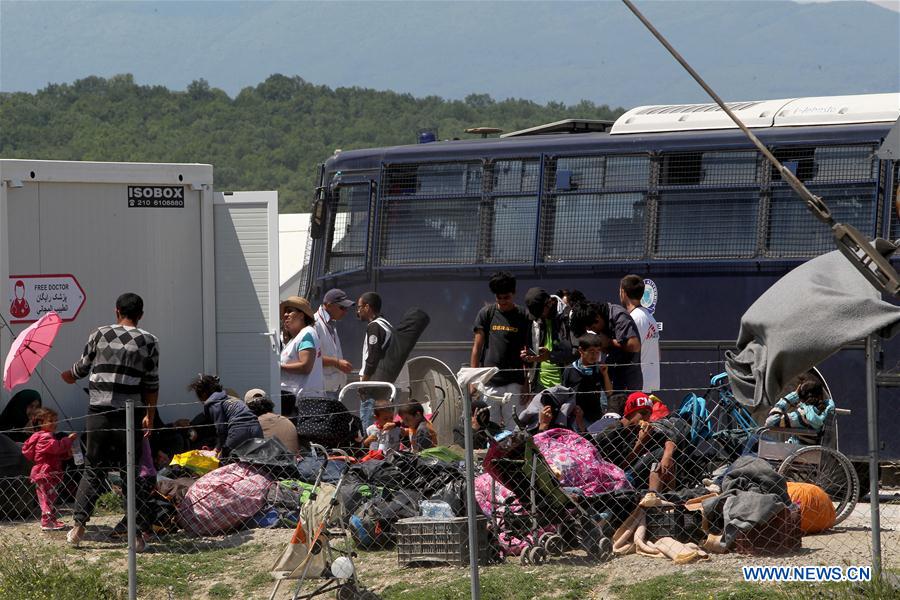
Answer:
[0,74,623,212]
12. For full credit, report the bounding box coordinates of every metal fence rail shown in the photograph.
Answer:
[0,361,895,599]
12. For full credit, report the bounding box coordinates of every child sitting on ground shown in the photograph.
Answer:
[398,401,437,452]
[362,398,401,452]
[21,408,77,531]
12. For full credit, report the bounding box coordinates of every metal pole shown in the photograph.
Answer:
[126,399,138,600]
[866,334,881,579]
[620,0,900,298]
[461,388,481,600]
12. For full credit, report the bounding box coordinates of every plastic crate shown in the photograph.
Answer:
[734,504,802,556]
[396,516,490,566]
[644,505,704,544]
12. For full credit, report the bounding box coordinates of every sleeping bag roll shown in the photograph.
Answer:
[370,308,430,384]
[787,481,836,534]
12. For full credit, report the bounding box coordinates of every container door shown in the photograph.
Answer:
[213,191,280,405]
[2,176,208,420]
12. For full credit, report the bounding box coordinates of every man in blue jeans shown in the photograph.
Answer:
[61,292,158,552]
[356,291,392,430]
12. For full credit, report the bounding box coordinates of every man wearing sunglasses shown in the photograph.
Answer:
[314,288,355,400]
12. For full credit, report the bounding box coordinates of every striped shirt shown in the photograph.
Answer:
[71,324,160,408]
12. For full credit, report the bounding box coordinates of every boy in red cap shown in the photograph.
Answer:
[591,391,654,471]
[593,392,703,504]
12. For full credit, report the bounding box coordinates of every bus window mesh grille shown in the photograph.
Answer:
[542,155,650,263]
[654,190,759,259]
[380,162,484,266]
[325,185,369,274]
[767,145,878,258]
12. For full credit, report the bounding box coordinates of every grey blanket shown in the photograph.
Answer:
[702,456,790,548]
[725,244,900,408]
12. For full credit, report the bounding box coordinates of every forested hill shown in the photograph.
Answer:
[0,74,623,212]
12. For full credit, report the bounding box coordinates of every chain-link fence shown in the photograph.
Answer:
[0,361,896,599]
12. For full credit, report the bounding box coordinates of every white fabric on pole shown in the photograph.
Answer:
[456,367,499,389]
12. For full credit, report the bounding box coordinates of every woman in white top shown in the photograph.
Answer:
[280,296,326,413]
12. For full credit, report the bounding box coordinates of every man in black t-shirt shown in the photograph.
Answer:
[470,272,531,430]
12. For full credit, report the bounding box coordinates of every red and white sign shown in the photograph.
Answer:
[8,274,86,324]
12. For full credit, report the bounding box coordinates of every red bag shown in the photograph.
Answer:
[649,395,670,421]
[177,463,273,535]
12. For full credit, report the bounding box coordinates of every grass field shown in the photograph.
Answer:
[1,525,898,600]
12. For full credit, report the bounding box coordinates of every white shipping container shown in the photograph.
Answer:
[0,160,280,427]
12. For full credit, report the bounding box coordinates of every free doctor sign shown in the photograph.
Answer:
[8,275,86,324]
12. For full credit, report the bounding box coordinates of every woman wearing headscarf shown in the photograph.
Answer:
[0,389,42,443]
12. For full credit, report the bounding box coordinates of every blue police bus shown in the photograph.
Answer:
[299,93,900,460]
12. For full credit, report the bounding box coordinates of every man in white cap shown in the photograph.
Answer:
[314,289,355,400]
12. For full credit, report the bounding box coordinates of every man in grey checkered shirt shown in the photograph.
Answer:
[61,292,159,551]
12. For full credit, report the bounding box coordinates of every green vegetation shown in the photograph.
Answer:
[0,541,125,600]
[380,566,605,600]
[610,570,897,600]
[0,74,624,212]
[95,490,125,515]
[136,542,266,597]
[207,582,233,599]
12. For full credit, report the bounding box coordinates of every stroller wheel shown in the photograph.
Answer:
[527,546,548,566]
[592,536,613,562]
[519,550,531,566]
[336,584,379,600]
[544,534,565,556]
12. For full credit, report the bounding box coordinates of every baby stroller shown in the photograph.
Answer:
[483,430,614,565]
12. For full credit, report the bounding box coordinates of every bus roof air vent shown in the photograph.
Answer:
[500,119,614,138]
[610,93,899,135]
[773,93,900,127]
[610,99,791,134]
[465,127,504,138]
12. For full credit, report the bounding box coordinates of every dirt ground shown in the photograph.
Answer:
[1,502,898,599]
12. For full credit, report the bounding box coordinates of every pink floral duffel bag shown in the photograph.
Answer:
[177,462,274,535]
[533,428,630,496]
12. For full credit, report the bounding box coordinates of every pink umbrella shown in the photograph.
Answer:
[3,311,63,391]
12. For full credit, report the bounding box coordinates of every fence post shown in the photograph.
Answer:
[865,334,881,579]
[126,399,137,600]
[461,388,481,600]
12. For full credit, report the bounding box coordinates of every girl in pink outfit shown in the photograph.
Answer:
[21,408,76,531]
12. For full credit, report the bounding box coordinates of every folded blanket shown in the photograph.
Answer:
[613,505,709,564]
[725,245,900,408]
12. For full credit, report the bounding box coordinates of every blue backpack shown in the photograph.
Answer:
[677,392,711,444]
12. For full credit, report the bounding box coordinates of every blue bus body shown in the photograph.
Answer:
[301,115,899,460]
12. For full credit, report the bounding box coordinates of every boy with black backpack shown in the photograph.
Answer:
[470,272,531,431]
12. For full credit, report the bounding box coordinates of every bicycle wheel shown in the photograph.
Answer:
[778,445,859,526]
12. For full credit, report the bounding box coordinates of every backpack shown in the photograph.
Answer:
[677,393,712,443]
[349,489,421,549]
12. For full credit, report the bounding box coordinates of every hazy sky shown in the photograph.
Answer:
[1,0,897,106]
